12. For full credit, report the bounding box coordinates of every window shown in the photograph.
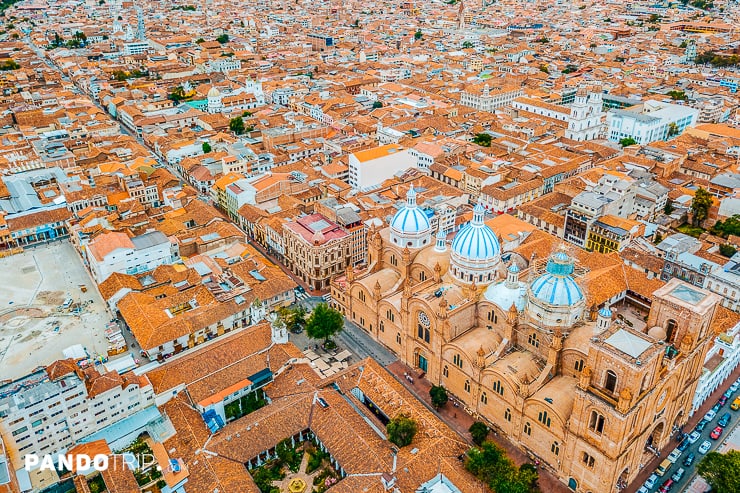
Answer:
[379,320,384,332]
[358,290,366,302]
[464,380,471,393]
[419,271,426,281]
[589,411,605,434]
[481,392,488,404]
[551,441,560,456]
[575,359,584,372]
[538,410,551,428]
[523,421,531,436]
[604,370,617,394]
[504,408,512,422]
[443,365,449,377]
[386,310,395,322]
[390,255,398,267]
[418,324,430,343]
[582,452,595,468]
[396,332,401,344]
[528,332,539,348]
[487,311,497,323]
[492,380,504,396]
[453,353,463,368]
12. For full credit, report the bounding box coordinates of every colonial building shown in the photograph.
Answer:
[331,187,721,493]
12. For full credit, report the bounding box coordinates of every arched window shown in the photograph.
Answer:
[358,290,365,302]
[575,359,584,372]
[551,441,560,456]
[379,320,385,332]
[504,408,512,422]
[386,309,395,322]
[605,370,617,394]
[396,332,401,345]
[419,271,426,281]
[443,365,449,378]
[481,392,488,404]
[487,311,497,323]
[523,421,532,436]
[492,380,504,396]
[666,319,678,343]
[453,354,463,369]
[528,332,539,348]
[589,411,605,434]
[538,410,551,428]
[464,380,471,393]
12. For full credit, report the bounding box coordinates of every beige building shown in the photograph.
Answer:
[331,188,721,493]
[283,213,352,291]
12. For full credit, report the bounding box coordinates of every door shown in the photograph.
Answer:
[418,354,428,372]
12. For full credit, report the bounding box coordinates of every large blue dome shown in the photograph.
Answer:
[530,252,584,306]
[390,187,431,234]
[451,204,500,261]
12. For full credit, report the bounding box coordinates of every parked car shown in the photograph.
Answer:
[683,452,696,467]
[731,381,739,393]
[688,430,701,443]
[732,396,740,411]
[637,487,648,493]
[659,479,674,493]
[704,409,717,422]
[695,419,709,432]
[713,402,722,412]
[711,426,724,440]
[725,388,734,399]
[644,474,658,489]
[671,467,685,482]
[677,438,690,452]
[719,396,728,407]
[699,440,712,454]
[667,448,682,463]
[718,412,731,427]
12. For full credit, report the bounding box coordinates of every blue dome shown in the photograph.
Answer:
[390,187,431,234]
[508,263,520,273]
[451,205,500,261]
[599,305,612,318]
[530,252,584,306]
[484,281,526,311]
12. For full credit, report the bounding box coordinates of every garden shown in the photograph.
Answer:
[250,439,340,493]
[224,389,268,422]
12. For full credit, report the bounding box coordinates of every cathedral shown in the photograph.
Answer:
[331,186,721,493]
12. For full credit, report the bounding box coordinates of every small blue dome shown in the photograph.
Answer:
[508,263,520,273]
[599,305,612,318]
[390,187,431,234]
[530,252,584,306]
[451,204,500,261]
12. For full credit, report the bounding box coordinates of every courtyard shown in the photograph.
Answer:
[0,241,110,380]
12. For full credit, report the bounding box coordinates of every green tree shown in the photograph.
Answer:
[275,438,302,472]
[372,101,383,109]
[277,305,307,333]
[668,122,680,137]
[691,187,713,226]
[469,421,489,446]
[466,441,540,492]
[216,33,229,44]
[169,85,187,101]
[473,133,492,147]
[462,41,473,49]
[664,198,674,215]
[667,90,687,101]
[712,215,740,237]
[195,37,205,44]
[0,59,19,71]
[539,64,549,74]
[414,29,422,40]
[680,40,688,48]
[697,450,740,493]
[719,244,737,258]
[387,414,418,447]
[229,116,245,135]
[305,303,343,344]
[202,142,211,153]
[619,137,637,147]
[429,385,448,409]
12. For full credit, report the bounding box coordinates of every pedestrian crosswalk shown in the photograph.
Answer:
[295,291,310,301]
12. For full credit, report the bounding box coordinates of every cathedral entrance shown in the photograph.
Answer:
[646,422,664,449]
[418,354,428,372]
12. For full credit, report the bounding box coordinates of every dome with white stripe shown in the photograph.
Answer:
[526,249,586,327]
[450,204,501,285]
[389,187,432,249]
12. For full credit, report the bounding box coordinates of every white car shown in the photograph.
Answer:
[699,440,712,454]
[704,409,717,421]
[731,381,739,393]
[688,430,701,443]
[667,448,682,463]
[644,474,658,489]
[637,487,648,493]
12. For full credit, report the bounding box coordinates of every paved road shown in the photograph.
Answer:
[635,380,740,493]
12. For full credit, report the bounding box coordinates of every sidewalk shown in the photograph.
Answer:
[623,363,740,493]
[386,361,569,493]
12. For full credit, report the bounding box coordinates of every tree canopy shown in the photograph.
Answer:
[711,215,740,238]
[697,450,740,493]
[619,137,637,147]
[691,187,713,226]
[387,414,418,447]
[429,385,448,409]
[466,441,540,493]
[229,116,245,135]
[473,133,492,147]
[469,421,489,446]
[216,33,229,44]
[201,142,211,153]
[277,305,307,334]
[305,303,343,343]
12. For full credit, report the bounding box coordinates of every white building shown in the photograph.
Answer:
[0,361,155,481]
[460,83,523,112]
[691,320,740,415]
[122,41,149,56]
[348,144,415,191]
[607,100,699,144]
[86,231,176,282]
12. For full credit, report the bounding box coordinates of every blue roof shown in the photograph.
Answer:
[599,305,612,318]
[530,253,583,306]
[451,204,500,260]
[390,206,430,233]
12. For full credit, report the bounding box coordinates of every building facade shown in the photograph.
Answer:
[331,192,720,493]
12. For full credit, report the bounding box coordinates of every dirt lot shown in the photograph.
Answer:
[0,241,110,380]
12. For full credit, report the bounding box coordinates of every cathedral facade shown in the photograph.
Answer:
[330,187,720,493]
